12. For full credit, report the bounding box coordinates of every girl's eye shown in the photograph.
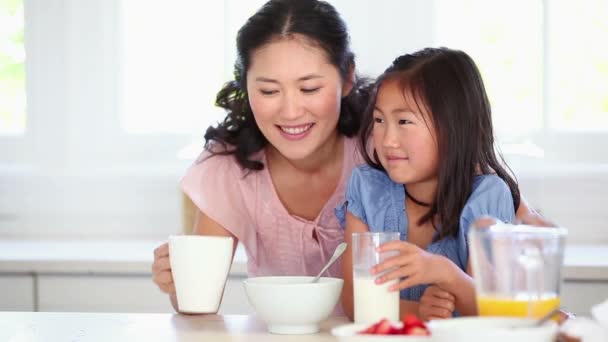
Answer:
[398,119,412,125]
[301,87,320,94]
[374,117,384,124]
[260,90,278,95]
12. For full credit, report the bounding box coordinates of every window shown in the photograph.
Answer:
[547,1,608,131]
[120,0,267,136]
[434,0,608,154]
[0,0,26,136]
[2,0,606,241]
[434,0,544,141]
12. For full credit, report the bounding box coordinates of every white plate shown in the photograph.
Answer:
[331,323,431,342]
[428,317,558,342]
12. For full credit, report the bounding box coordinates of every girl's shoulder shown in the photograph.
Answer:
[460,174,515,228]
[470,174,512,199]
[348,164,394,190]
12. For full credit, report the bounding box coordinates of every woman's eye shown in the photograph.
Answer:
[373,117,384,124]
[398,119,412,125]
[301,87,320,94]
[260,90,278,95]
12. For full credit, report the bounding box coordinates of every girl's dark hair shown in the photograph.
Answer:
[204,0,371,170]
[360,47,521,241]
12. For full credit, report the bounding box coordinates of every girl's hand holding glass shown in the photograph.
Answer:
[371,240,452,291]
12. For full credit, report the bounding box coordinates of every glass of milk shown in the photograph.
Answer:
[352,232,401,324]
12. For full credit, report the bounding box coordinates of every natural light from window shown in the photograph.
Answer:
[548,1,608,131]
[120,0,271,136]
[0,0,26,136]
[434,0,544,142]
[434,0,608,141]
[120,1,227,135]
[120,0,607,143]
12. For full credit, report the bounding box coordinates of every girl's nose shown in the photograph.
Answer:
[382,124,400,148]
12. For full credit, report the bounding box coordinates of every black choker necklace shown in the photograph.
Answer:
[404,186,430,207]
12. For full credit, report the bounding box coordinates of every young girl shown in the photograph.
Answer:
[338,47,520,321]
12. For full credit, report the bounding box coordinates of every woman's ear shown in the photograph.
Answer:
[342,64,356,97]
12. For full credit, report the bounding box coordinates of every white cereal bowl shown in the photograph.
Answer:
[243,276,343,335]
[428,317,558,342]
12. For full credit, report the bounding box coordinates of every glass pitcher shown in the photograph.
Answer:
[468,223,567,318]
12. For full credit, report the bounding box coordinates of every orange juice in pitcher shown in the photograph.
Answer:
[477,293,560,318]
[468,223,567,318]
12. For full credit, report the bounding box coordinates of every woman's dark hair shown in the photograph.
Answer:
[360,47,521,241]
[204,0,370,170]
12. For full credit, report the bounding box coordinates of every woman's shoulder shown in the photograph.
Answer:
[181,147,265,196]
[344,136,366,167]
[191,146,263,178]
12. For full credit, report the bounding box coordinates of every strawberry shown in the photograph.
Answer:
[402,314,425,329]
[358,321,380,334]
[387,325,402,335]
[374,319,393,335]
[403,326,430,336]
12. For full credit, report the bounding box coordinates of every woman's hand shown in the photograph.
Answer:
[372,241,449,291]
[418,285,456,321]
[152,242,175,294]
[474,213,557,229]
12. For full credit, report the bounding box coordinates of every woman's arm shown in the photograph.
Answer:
[400,300,420,318]
[341,212,370,321]
[516,195,555,225]
[433,257,477,316]
[168,209,239,313]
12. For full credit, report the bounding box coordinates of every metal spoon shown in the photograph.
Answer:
[311,242,347,283]
[512,307,562,328]
[533,307,562,327]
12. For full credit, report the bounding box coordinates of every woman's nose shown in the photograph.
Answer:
[279,91,304,120]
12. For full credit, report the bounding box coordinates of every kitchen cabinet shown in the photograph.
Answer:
[0,274,35,311]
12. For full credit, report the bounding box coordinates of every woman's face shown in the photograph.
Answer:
[246,35,352,161]
[372,79,439,185]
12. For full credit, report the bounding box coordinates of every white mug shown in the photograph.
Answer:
[169,235,233,313]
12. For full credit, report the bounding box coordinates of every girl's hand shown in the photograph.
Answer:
[418,285,455,321]
[372,241,449,291]
[152,242,176,294]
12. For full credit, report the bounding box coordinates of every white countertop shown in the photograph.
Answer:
[0,239,606,281]
[0,239,248,275]
[0,312,346,342]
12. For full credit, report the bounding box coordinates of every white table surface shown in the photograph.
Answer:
[0,312,348,342]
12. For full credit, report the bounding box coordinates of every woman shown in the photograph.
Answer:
[151,0,536,313]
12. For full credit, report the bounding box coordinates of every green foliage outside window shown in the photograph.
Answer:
[0,0,26,135]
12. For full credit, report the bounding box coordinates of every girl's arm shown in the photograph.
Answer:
[342,212,424,320]
[373,242,476,317]
[169,210,238,313]
[341,212,370,321]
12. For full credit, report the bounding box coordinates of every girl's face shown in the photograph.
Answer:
[246,36,352,161]
[372,79,439,185]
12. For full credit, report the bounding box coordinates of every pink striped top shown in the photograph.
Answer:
[180,137,364,278]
